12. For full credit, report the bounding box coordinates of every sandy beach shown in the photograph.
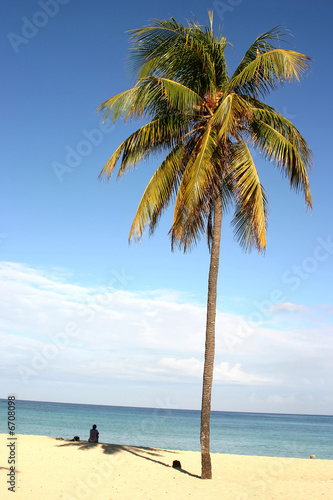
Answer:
[0,434,332,499]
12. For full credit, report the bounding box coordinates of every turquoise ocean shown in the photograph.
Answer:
[1,399,332,459]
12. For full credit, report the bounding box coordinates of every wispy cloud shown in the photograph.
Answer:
[269,302,309,314]
[1,261,332,413]
[154,357,276,385]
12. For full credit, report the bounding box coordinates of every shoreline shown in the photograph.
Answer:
[4,401,332,460]
[1,434,332,499]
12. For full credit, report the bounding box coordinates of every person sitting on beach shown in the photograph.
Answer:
[88,424,99,443]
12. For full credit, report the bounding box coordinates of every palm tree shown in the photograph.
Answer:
[98,13,312,479]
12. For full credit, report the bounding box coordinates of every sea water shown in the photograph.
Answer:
[0,399,332,459]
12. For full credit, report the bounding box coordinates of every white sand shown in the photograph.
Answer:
[0,434,332,499]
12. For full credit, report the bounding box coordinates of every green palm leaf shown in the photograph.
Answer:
[98,87,143,122]
[230,47,310,97]
[173,124,215,217]
[99,115,191,179]
[250,116,312,207]
[130,18,225,95]
[231,141,268,252]
[129,143,185,241]
[212,93,252,141]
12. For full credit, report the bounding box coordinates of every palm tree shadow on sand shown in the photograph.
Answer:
[56,440,200,478]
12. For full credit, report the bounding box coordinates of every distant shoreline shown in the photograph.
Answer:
[2,400,332,460]
[1,398,332,417]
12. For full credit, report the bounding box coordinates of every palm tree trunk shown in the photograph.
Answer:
[200,194,222,479]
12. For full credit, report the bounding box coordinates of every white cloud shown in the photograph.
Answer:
[269,302,308,314]
[155,357,276,385]
[214,362,275,385]
[1,261,332,413]
[156,357,202,376]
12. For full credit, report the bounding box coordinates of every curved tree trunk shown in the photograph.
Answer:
[200,195,222,479]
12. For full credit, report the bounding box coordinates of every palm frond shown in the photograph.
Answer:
[212,93,252,141]
[98,141,127,180]
[99,114,190,180]
[231,141,269,252]
[231,27,286,75]
[129,143,185,241]
[170,192,212,252]
[98,87,143,122]
[98,76,202,127]
[174,125,215,214]
[154,77,202,111]
[129,18,226,95]
[170,127,231,251]
[229,43,311,97]
[250,113,312,208]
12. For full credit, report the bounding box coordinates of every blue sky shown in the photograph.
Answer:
[1,0,332,414]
